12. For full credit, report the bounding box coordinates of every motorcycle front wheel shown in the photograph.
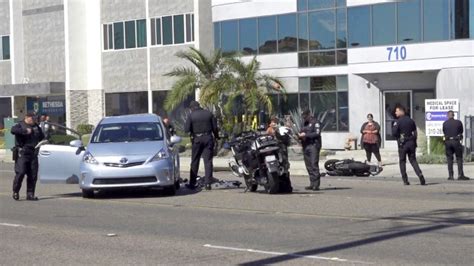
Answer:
[324,159,339,171]
[244,175,258,192]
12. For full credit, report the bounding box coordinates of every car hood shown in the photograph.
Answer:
[87,141,165,157]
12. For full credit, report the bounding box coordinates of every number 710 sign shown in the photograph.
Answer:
[387,46,407,61]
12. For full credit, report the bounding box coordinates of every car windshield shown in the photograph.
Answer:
[91,122,164,143]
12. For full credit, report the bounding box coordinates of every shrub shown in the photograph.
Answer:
[50,134,78,145]
[76,124,94,135]
[417,154,447,164]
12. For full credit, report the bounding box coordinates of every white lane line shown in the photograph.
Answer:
[203,244,371,264]
[0,222,29,228]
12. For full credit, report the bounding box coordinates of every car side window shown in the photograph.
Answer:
[46,123,81,146]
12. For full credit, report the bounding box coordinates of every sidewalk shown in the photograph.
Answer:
[180,156,474,180]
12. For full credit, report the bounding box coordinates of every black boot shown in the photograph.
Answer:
[419,176,426,186]
[402,177,410,185]
[12,192,19,201]
[26,193,38,201]
[448,176,454,180]
[458,176,470,181]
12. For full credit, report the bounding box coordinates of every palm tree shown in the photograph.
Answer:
[224,56,285,129]
[164,47,232,112]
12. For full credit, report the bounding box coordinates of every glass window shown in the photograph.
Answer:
[311,92,338,131]
[338,91,349,131]
[397,0,421,43]
[221,20,238,54]
[308,0,335,10]
[103,25,108,50]
[156,18,162,45]
[151,19,156,45]
[309,10,335,50]
[162,16,173,45]
[298,13,309,51]
[336,8,347,48]
[336,49,347,65]
[137,19,146,47]
[239,18,257,55]
[174,15,185,44]
[125,20,136,48]
[372,3,396,45]
[298,0,307,11]
[186,14,192,42]
[108,24,113,49]
[309,51,335,66]
[105,92,148,116]
[214,22,221,50]
[310,76,336,91]
[336,0,346,7]
[300,93,310,111]
[348,6,370,47]
[336,75,348,90]
[191,14,195,41]
[299,77,310,92]
[423,0,449,42]
[471,0,474,38]
[451,0,470,39]
[278,14,297,52]
[298,52,309,67]
[258,16,277,54]
[92,122,164,143]
[281,94,299,115]
[113,22,124,49]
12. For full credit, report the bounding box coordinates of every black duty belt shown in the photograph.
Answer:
[194,132,211,137]
[446,136,461,140]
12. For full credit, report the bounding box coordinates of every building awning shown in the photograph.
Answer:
[0,82,65,97]
[356,71,439,91]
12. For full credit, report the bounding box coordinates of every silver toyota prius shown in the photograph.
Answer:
[38,114,182,198]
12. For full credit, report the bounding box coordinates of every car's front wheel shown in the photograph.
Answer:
[82,189,94,198]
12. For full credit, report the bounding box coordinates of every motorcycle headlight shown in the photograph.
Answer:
[148,148,169,163]
[83,151,99,165]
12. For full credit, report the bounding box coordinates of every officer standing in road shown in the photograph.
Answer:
[184,101,219,190]
[299,110,322,191]
[392,106,426,186]
[11,113,45,201]
[443,110,470,181]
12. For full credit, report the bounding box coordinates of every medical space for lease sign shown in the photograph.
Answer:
[425,99,459,136]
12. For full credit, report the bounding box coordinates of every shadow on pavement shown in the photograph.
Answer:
[239,208,474,266]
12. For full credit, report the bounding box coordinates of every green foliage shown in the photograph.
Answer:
[50,134,78,145]
[417,154,447,164]
[81,134,91,145]
[0,129,5,149]
[428,136,445,155]
[76,124,94,135]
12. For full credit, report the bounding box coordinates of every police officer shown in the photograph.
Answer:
[443,110,469,181]
[184,101,219,190]
[299,110,322,191]
[392,106,426,186]
[11,113,45,201]
[162,117,176,140]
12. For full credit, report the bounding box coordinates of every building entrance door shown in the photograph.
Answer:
[383,91,412,149]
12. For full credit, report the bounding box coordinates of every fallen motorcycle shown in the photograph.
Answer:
[324,159,383,177]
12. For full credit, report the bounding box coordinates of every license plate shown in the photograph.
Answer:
[265,155,277,162]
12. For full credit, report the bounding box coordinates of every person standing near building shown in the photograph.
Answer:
[184,101,219,190]
[299,110,322,191]
[11,113,45,201]
[392,106,426,186]
[443,110,470,181]
[360,113,382,166]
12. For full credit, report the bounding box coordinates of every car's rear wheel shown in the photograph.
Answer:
[82,189,94,199]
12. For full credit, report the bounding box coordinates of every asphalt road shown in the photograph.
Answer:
[1,161,473,265]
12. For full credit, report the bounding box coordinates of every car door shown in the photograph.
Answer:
[38,124,85,184]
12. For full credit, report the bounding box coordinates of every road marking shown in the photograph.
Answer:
[203,244,371,264]
[0,222,30,228]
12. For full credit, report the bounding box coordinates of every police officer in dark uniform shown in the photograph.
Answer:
[184,101,219,190]
[443,110,469,181]
[392,106,426,186]
[299,110,322,191]
[11,113,45,201]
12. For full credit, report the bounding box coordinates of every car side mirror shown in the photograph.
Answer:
[170,136,182,145]
[70,140,84,148]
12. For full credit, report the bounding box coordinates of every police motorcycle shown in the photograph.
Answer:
[324,159,383,177]
[225,126,293,194]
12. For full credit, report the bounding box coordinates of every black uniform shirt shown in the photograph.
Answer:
[11,121,44,149]
[300,117,321,147]
[442,118,463,138]
[185,108,218,138]
[392,115,417,140]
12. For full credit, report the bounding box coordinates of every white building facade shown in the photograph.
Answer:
[212,0,474,149]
